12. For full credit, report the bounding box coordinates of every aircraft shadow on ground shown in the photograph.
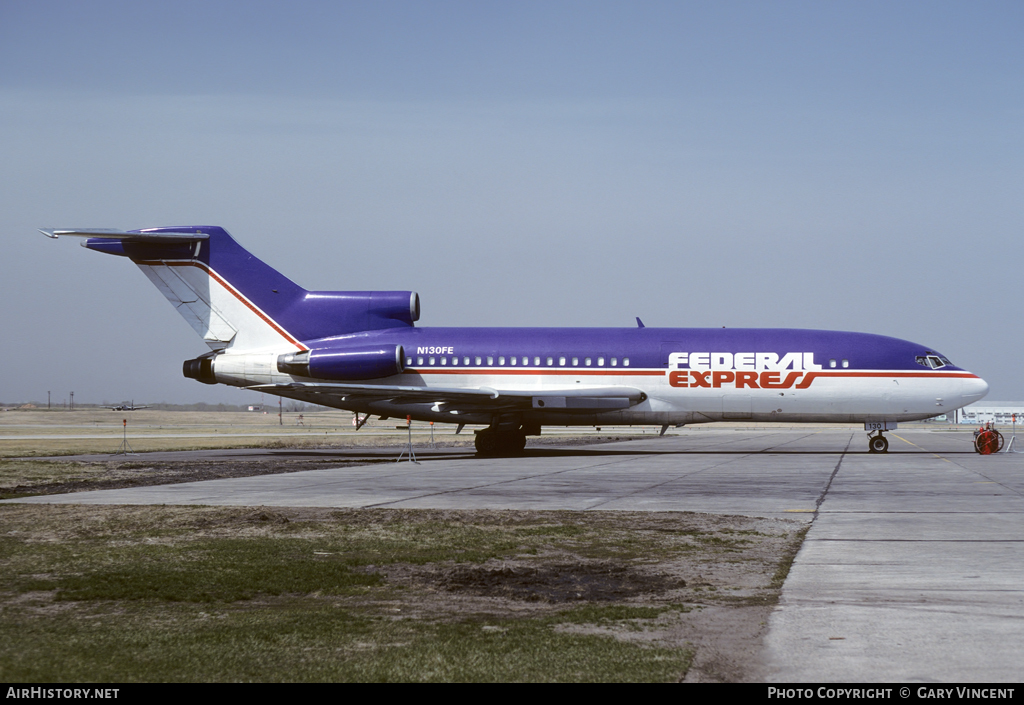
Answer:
[516,448,975,457]
[39,444,978,464]
[271,447,975,460]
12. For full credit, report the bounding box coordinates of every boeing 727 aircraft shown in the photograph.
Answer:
[42,226,989,455]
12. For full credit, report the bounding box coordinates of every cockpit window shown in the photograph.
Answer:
[915,353,951,369]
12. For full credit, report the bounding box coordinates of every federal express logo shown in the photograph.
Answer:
[667,352,822,390]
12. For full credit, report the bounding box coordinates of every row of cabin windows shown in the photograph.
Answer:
[409,355,631,368]
[828,359,850,368]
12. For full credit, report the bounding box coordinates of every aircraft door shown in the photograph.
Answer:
[722,394,752,419]
[660,343,687,369]
[886,379,911,417]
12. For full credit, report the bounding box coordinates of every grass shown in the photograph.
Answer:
[0,434,458,459]
[0,408,640,458]
[0,603,691,682]
[0,459,106,495]
[0,504,807,682]
[18,538,384,602]
[0,409,457,458]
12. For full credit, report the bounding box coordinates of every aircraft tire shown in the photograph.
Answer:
[869,435,889,453]
[475,430,500,457]
[475,429,526,457]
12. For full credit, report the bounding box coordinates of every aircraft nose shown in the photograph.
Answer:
[962,375,989,404]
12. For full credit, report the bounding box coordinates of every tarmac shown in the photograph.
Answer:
[6,427,1024,682]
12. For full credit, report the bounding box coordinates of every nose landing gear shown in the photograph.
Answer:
[868,432,889,453]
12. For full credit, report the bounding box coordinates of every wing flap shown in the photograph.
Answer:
[247,382,646,412]
[531,395,634,410]
[247,382,502,405]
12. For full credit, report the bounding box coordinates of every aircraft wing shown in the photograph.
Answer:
[247,382,646,412]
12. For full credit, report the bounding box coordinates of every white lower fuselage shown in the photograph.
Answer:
[211,350,987,427]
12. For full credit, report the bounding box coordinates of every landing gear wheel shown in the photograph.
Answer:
[475,429,527,457]
[869,434,889,453]
[475,430,500,457]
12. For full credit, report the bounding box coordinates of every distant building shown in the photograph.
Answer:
[248,404,264,412]
[957,402,1024,426]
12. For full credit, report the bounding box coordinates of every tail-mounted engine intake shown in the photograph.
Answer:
[182,356,217,385]
[278,344,405,380]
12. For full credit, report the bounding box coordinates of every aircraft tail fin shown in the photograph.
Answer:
[42,227,419,352]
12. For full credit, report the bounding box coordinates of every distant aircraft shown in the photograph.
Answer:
[42,226,989,455]
[108,401,148,411]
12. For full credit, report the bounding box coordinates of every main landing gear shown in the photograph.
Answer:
[868,432,889,454]
[474,428,528,457]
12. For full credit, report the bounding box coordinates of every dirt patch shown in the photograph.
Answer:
[320,509,801,681]
[436,561,680,602]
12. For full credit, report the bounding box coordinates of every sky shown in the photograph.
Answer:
[2,1,1022,406]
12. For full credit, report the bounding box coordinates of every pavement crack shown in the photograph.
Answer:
[812,433,852,520]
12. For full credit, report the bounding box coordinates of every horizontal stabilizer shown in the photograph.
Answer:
[39,229,208,243]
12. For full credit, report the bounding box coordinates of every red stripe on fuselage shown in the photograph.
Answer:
[134,259,307,351]
[794,370,977,389]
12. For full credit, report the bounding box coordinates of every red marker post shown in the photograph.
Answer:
[115,417,134,455]
[398,415,418,463]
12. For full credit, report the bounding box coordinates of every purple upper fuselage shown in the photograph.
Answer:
[86,226,958,373]
[304,326,959,373]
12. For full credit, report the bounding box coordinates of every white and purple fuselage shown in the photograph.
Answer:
[43,226,988,454]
